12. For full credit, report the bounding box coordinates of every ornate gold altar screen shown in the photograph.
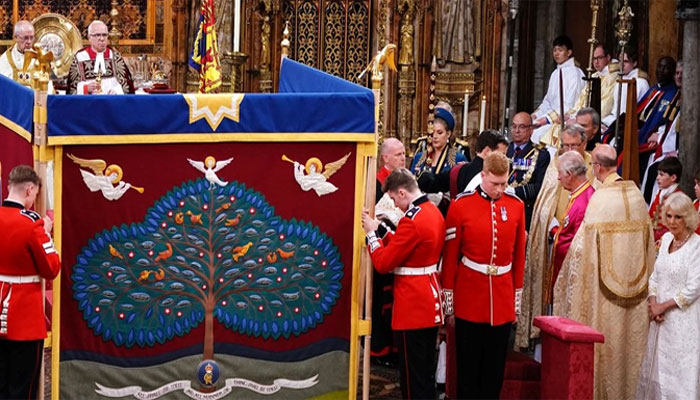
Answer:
[1,0,506,152]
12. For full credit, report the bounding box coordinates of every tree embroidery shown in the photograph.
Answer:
[72,179,343,360]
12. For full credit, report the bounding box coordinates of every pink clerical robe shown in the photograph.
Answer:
[551,182,595,295]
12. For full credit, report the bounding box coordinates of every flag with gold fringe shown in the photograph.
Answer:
[189,0,222,93]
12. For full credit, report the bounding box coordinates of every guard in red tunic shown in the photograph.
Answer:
[362,168,444,399]
[442,152,526,399]
[0,166,60,399]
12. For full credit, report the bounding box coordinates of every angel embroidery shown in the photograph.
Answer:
[187,156,233,188]
[68,154,144,201]
[282,153,351,196]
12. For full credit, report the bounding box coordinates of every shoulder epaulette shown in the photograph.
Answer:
[405,206,422,220]
[454,138,469,148]
[20,209,41,222]
[455,190,476,201]
[534,142,546,150]
[638,70,649,81]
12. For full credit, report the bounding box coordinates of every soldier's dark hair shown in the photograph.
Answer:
[694,167,700,183]
[475,130,508,153]
[553,35,573,51]
[8,165,41,187]
[382,168,418,193]
[658,157,682,182]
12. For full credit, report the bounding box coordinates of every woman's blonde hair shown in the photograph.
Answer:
[662,192,699,232]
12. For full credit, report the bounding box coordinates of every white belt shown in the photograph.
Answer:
[461,256,512,276]
[0,274,41,284]
[393,264,438,276]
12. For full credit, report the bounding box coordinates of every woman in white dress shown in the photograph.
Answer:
[636,192,700,399]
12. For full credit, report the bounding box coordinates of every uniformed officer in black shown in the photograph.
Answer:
[506,112,551,230]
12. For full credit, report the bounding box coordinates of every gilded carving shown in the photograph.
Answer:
[296,1,319,67]
[260,15,271,71]
[118,5,144,39]
[322,1,344,77]
[0,0,10,40]
[4,0,152,41]
[397,0,414,66]
[21,4,52,24]
[346,1,369,83]
[376,0,389,139]
[281,1,296,58]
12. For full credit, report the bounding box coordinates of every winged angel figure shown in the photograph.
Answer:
[187,156,234,188]
[283,153,351,196]
[68,154,144,201]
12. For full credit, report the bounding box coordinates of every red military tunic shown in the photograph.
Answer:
[0,200,60,340]
[442,186,526,325]
[367,195,445,330]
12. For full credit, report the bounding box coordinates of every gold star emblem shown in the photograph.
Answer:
[182,93,245,131]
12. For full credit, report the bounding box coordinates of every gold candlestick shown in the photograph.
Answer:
[95,70,103,94]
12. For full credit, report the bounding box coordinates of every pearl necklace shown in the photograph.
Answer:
[671,232,691,252]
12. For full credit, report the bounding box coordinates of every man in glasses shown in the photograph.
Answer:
[506,112,550,230]
[67,20,134,94]
[0,21,47,87]
[591,45,619,124]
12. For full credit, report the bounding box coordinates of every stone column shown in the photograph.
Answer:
[678,5,699,194]
[532,0,564,107]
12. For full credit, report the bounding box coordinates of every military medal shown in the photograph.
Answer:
[501,206,508,222]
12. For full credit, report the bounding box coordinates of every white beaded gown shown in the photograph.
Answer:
[636,232,700,400]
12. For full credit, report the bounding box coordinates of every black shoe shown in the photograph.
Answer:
[371,355,395,368]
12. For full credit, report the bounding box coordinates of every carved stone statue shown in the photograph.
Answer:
[398,0,415,66]
[438,0,480,65]
[260,15,271,71]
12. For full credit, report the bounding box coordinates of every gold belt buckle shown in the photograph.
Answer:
[487,265,498,275]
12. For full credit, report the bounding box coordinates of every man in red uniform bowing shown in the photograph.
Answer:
[362,168,445,399]
[0,165,61,399]
[442,152,526,399]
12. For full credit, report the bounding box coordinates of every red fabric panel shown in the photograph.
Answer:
[0,125,33,198]
[60,141,356,358]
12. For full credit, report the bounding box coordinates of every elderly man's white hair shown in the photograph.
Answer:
[13,20,34,36]
[380,137,404,155]
[87,20,108,35]
[559,150,588,177]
